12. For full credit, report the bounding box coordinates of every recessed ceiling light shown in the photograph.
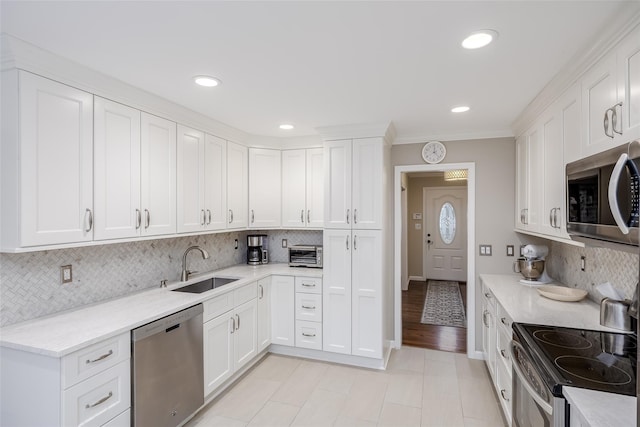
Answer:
[194,75,221,87]
[462,30,498,49]
[451,106,470,113]
[279,124,294,130]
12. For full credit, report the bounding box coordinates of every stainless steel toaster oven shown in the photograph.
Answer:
[288,245,323,268]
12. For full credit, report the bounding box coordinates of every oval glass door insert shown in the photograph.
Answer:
[439,202,456,244]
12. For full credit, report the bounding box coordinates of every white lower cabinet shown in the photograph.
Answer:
[295,276,323,350]
[271,275,295,346]
[295,320,323,350]
[102,409,130,427]
[257,277,272,352]
[0,332,131,427]
[203,283,258,397]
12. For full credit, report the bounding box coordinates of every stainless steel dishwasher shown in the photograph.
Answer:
[132,304,204,427]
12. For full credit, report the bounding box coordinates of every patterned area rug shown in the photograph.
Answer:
[420,280,467,328]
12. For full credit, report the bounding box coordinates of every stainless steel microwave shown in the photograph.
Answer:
[566,140,640,248]
[288,245,323,268]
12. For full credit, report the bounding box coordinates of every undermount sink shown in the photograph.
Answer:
[172,277,239,294]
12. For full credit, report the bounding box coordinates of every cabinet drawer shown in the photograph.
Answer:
[295,293,322,322]
[234,282,257,306]
[103,409,130,427]
[295,320,322,350]
[497,304,513,334]
[496,355,513,424]
[203,292,234,323]
[62,333,130,389]
[62,359,130,427]
[497,327,512,374]
[295,276,322,294]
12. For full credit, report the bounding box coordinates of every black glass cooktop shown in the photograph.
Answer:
[513,323,637,397]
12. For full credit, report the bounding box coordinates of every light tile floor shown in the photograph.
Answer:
[186,347,507,427]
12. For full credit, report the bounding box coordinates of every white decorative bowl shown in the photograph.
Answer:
[536,285,588,302]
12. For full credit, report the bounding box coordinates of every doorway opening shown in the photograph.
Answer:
[394,163,478,359]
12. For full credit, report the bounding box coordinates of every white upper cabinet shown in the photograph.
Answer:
[94,98,141,240]
[617,25,640,142]
[515,126,542,232]
[226,141,248,229]
[140,113,177,236]
[324,138,382,230]
[281,148,324,228]
[204,134,227,231]
[1,71,94,249]
[249,148,281,228]
[177,125,206,233]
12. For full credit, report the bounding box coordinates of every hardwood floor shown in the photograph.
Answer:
[402,280,467,353]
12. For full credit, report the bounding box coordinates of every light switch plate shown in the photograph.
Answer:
[61,265,72,284]
[479,245,492,256]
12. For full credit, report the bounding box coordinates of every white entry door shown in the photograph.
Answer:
[423,187,467,282]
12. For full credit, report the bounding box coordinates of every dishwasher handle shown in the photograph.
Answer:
[132,304,203,342]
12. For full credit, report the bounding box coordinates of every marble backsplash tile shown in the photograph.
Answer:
[0,230,321,327]
[546,241,638,302]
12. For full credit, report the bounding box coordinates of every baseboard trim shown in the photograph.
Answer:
[468,350,484,361]
[269,344,386,370]
[408,275,425,281]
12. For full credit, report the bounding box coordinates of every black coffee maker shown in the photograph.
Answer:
[247,234,268,265]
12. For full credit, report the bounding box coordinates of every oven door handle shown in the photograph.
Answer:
[510,341,553,416]
[608,152,637,235]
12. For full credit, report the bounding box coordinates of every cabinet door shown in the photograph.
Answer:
[540,109,563,237]
[581,52,619,156]
[322,230,352,354]
[203,314,234,396]
[257,277,271,352]
[527,126,543,232]
[226,141,248,228]
[561,84,582,165]
[204,134,227,230]
[281,149,307,228]
[234,299,257,370]
[19,72,94,246]
[94,97,141,240]
[249,148,281,228]
[270,276,295,346]
[324,140,352,229]
[140,113,177,236]
[617,25,640,142]
[352,138,383,230]
[351,230,382,358]
[306,148,324,228]
[177,125,206,232]
[515,134,528,230]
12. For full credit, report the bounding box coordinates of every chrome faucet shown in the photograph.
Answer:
[181,246,210,281]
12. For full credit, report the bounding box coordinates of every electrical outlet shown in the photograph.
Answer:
[282,239,288,248]
[479,244,492,256]
[61,265,72,284]
[506,245,514,256]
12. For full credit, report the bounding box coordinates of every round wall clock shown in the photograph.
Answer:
[422,141,446,164]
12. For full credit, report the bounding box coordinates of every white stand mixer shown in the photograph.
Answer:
[517,244,552,286]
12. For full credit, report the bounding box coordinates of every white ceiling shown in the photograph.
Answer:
[1,1,636,142]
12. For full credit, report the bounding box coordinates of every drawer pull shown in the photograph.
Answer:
[500,349,509,360]
[302,332,316,337]
[500,389,509,402]
[85,391,113,409]
[86,350,113,364]
[301,283,315,287]
[501,317,509,326]
[302,305,316,310]
[484,292,491,298]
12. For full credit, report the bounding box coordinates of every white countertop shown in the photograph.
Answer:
[564,387,636,427]
[480,274,625,333]
[0,263,321,358]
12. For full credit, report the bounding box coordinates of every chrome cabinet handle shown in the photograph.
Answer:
[346,209,350,224]
[85,391,113,409]
[136,209,141,229]
[259,284,264,299]
[353,235,357,250]
[201,209,206,226]
[301,209,304,223]
[500,389,509,402]
[85,208,93,232]
[501,317,509,326]
[301,283,315,288]
[484,292,492,299]
[354,208,358,224]
[482,310,488,327]
[346,235,349,250]
[500,349,508,360]
[302,332,316,337]
[251,209,255,224]
[230,317,235,333]
[523,209,528,225]
[144,209,150,229]
[612,102,623,135]
[229,209,233,224]
[307,210,311,224]
[604,108,614,138]
[86,349,113,364]
[549,209,554,228]
[302,305,316,310]
[207,209,212,225]
[236,313,240,330]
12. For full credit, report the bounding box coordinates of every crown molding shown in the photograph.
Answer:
[244,134,324,150]
[316,122,395,144]
[511,5,640,136]
[393,129,514,145]
[1,33,250,144]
